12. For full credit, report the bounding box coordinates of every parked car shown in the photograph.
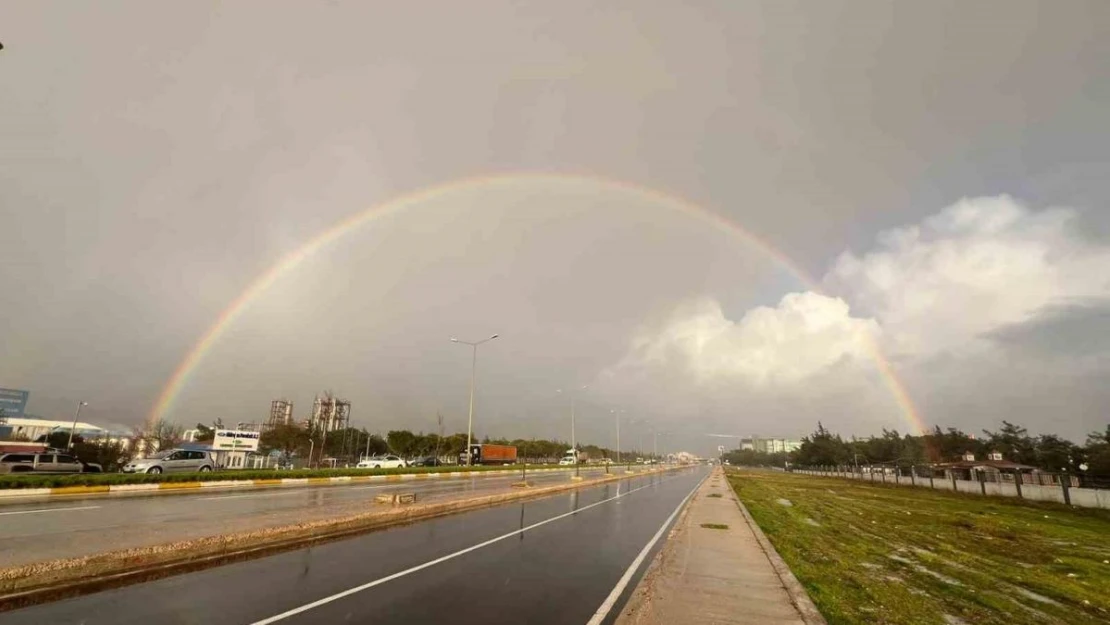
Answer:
[0,452,87,474]
[410,457,443,467]
[356,455,407,469]
[122,449,214,474]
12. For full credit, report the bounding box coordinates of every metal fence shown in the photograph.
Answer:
[791,465,1110,510]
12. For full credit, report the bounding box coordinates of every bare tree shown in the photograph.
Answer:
[132,418,184,454]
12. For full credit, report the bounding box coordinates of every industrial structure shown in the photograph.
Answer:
[266,399,294,430]
[307,395,350,433]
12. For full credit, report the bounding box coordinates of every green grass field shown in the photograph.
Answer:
[727,470,1110,625]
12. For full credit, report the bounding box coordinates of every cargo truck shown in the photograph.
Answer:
[462,443,518,466]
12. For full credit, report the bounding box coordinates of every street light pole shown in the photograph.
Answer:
[611,409,621,465]
[66,401,87,450]
[452,334,499,467]
[558,385,586,477]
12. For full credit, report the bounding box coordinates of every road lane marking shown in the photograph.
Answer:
[586,474,707,625]
[0,505,101,516]
[250,470,691,625]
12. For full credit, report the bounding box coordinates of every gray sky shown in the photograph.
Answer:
[3,1,1109,455]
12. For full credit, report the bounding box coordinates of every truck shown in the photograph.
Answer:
[559,448,586,465]
[462,443,518,466]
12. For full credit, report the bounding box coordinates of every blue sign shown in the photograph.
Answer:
[0,388,29,418]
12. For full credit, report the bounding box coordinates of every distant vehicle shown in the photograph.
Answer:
[461,444,518,466]
[122,449,214,474]
[410,457,443,467]
[0,452,88,474]
[357,455,407,469]
[558,456,576,466]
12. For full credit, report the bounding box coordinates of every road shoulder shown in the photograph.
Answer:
[615,468,824,625]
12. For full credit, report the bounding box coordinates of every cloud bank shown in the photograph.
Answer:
[611,197,1110,438]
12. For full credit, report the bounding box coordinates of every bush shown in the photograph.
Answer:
[0,463,535,490]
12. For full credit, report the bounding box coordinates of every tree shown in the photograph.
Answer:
[794,423,850,466]
[131,419,184,454]
[387,430,419,456]
[1036,434,1080,472]
[982,421,1037,465]
[260,423,310,460]
[193,423,215,443]
[1083,425,1110,477]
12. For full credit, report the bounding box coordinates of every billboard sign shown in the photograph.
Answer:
[0,388,29,418]
[212,429,261,452]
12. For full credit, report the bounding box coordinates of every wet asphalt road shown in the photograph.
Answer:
[0,467,617,566]
[3,467,707,625]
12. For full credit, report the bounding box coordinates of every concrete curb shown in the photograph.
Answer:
[727,473,828,625]
[0,466,618,502]
[0,467,674,611]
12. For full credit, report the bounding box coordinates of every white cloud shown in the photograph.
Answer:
[613,196,1110,396]
[616,293,879,386]
[825,196,1110,358]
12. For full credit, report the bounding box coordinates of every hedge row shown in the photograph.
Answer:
[0,463,542,490]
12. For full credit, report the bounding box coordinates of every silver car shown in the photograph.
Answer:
[0,452,86,474]
[123,449,214,474]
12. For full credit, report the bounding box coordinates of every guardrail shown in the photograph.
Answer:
[789,465,1110,510]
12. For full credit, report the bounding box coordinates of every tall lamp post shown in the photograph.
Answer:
[610,409,623,466]
[557,385,587,477]
[452,334,499,466]
[66,401,88,450]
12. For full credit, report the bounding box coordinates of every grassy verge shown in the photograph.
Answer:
[0,464,550,490]
[727,469,1110,625]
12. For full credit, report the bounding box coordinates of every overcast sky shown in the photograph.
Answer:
[3,1,1109,455]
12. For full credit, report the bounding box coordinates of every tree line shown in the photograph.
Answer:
[257,422,658,465]
[723,421,1110,477]
[19,417,658,470]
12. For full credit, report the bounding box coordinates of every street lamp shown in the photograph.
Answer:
[66,401,88,450]
[452,334,499,466]
[610,409,624,465]
[557,385,587,477]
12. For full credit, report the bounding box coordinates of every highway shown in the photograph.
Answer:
[0,467,619,567]
[3,467,707,625]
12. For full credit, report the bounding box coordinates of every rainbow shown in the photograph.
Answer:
[149,173,925,434]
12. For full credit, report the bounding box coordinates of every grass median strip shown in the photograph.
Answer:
[727,469,1110,625]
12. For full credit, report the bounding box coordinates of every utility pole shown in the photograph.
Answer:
[66,401,88,450]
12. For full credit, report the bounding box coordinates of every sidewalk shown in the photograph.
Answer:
[616,468,824,625]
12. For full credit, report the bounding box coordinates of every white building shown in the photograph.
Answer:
[751,437,804,454]
[3,416,105,442]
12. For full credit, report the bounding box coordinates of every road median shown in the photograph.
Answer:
[0,465,601,503]
[0,466,672,612]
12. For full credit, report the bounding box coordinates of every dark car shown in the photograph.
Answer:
[411,457,443,467]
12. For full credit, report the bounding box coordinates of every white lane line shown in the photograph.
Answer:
[0,505,101,516]
[250,472,687,625]
[585,473,707,625]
